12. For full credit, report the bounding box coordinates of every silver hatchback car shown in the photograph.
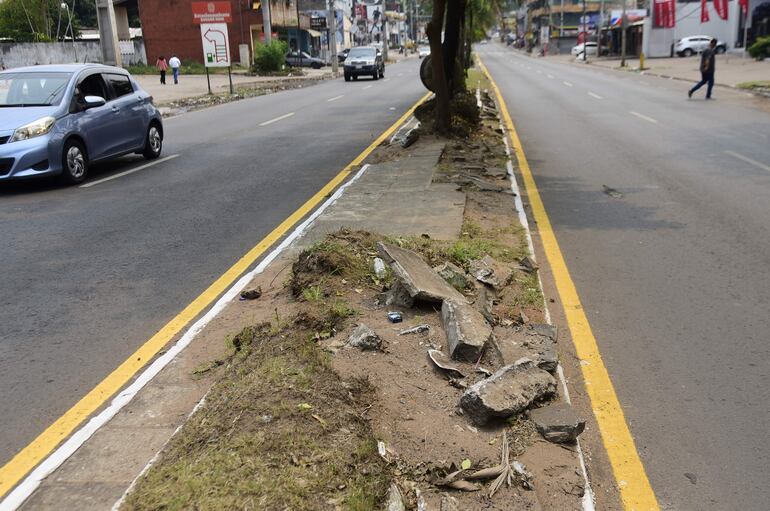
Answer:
[0,64,163,184]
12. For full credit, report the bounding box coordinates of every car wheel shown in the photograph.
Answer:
[373,71,379,80]
[683,48,693,57]
[344,73,351,82]
[142,123,163,160]
[353,75,358,81]
[312,62,322,69]
[379,68,385,78]
[60,139,88,185]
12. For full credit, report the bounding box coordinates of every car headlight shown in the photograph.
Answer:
[10,116,56,143]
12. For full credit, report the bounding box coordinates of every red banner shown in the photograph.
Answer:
[701,0,710,23]
[713,0,729,19]
[192,1,232,24]
[654,0,676,28]
[739,0,749,15]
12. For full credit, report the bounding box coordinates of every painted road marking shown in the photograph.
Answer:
[259,112,295,126]
[0,92,433,505]
[363,85,373,89]
[79,155,180,188]
[537,70,543,74]
[478,56,660,511]
[725,150,770,172]
[588,92,603,100]
[630,111,658,124]
[547,74,554,79]
[327,95,344,102]
[383,78,391,82]
[563,81,573,87]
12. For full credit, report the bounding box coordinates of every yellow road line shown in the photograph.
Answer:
[478,56,660,511]
[0,91,432,499]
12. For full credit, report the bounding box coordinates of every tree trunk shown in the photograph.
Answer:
[443,0,466,93]
[427,0,451,133]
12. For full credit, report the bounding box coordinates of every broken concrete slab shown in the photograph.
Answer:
[494,324,558,373]
[387,483,406,511]
[427,349,466,378]
[518,256,539,273]
[348,324,382,351]
[460,358,557,424]
[383,280,415,308]
[378,242,466,304]
[470,255,513,290]
[434,261,471,291]
[529,402,586,444]
[476,286,497,326]
[441,299,493,362]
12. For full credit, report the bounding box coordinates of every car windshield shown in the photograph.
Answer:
[348,48,376,59]
[0,71,72,107]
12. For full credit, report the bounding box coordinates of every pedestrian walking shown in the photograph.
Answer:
[156,55,168,85]
[688,39,717,100]
[169,54,181,85]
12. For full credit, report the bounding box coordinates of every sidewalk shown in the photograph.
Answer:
[541,53,770,88]
[135,68,333,104]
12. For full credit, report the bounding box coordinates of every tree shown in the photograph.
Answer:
[426,0,451,133]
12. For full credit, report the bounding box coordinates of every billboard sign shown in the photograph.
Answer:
[192,2,233,24]
[200,23,231,67]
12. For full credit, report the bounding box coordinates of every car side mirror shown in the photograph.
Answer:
[83,95,106,109]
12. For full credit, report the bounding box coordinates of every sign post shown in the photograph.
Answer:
[193,2,234,94]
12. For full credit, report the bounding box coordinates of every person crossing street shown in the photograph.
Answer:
[169,55,181,85]
[688,39,717,100]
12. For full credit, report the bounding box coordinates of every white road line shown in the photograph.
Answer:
[383,78,391,82]
[0,163,376,511]
[79,154,180,188]
[536,70,543,74]
[259,112,295,126]
[588,92,603,99]
[363,85,373,89]
[629,111,658,124]
[547,74,554,79]
[725,150,770,172]
[563,81,573,87]
[327,94,344,102]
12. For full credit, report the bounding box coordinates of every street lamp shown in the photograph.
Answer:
[61,2,79,63]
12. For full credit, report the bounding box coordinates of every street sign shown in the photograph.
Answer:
[200,23,231,67]
[192,2,233,24]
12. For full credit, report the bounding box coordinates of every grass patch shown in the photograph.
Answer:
[736,80,770,90]
[466,66,492,91]
[122,313,389,511]
[125,60,247,76]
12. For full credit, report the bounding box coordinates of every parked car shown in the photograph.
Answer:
[337,48,351,63]
[285,51,325,69]
[0,64,163,184]
[418,46,431,58]
[343,46,385,81]
[571,42,598,57]
[675,36,727,57]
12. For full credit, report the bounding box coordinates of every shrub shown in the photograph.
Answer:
[253,40,288,73]
[748,36,770,61]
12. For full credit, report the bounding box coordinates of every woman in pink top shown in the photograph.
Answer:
[155,56,168,85]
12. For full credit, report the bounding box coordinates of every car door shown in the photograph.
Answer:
[103,72,145,152]
[71,72,118,161]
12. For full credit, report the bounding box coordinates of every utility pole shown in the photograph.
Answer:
[560,0,564,53]
[597,0,604,59]
[264,0,272,43]
[296,0,303,67]
[582,0,586,61]
[381,2,389,62]
[95,0,121,66]
[327,0,338,75]
[620,0,627,66]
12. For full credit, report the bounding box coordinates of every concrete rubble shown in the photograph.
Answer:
[377,242,466,304]
[348,324,383,351]
[434,261,472,291]
[442,299,493,362]
[495,324,558,373]
[460,358,557,424]
[528,402,586,444]
[470,255,513,290]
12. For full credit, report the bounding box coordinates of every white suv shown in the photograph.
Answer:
[675,36,727,57]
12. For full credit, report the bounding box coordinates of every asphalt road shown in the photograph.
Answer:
[480,45,770,510]
[0,58,425,467]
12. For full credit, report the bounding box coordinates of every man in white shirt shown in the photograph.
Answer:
[169,55,181,84]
